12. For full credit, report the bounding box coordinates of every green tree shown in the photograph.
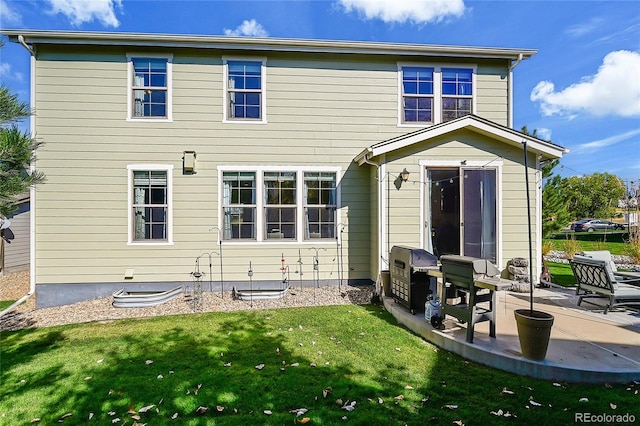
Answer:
[541,159,571,237]
[562,172,626,220]
[0,83,45,218]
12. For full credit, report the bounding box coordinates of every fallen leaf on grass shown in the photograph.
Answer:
[404,385,414,390]
[444,405,458,410]
[157,374,164,379]
[501,387,514,395]
[378,397,384,404]
[322,387,332,398]
[394,395,404,400]
[138,405,155,413]
[255,364,265,370]
[97,358,104,364]
[111,418,120,423]
[88,413,94,420]
[131,415,141,420]
[453,420,464,425]
[171,413,178,420]
[289,408,308,416]
[58,413,73,422]
[528,398,542,407]
[224,362,232,367]
[128,405,137,414]
[145,360,153,365]
[217,406,225,412]
[342,401,357,412]
[610,403,617,409]
[264,410,272,415]
[30,419,40,423]
[298,418,310,424]
[291,362,299,367]
[84,376,92,381]
[196,406,208,414]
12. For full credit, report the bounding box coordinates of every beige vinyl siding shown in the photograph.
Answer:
[32,47,515,287]
[382,132,538,275]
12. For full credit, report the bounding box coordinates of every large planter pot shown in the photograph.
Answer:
[514,309,555,361]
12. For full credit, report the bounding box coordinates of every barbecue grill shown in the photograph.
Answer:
[389,246,438,314]
[440,255,501,343]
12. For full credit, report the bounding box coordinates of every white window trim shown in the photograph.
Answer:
[127,53,173,122]
[127,164,174,245]
[222,56,267,124]
[218,166,341,244]
[397,63,477,128]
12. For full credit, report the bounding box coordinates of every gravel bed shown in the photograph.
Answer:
[0,271,375,332]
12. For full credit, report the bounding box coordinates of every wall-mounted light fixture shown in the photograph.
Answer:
[400,168,410,182]
[183,150,197,174]
[394,168,410,190]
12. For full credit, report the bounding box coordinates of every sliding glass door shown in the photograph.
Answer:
[428,168,496,263]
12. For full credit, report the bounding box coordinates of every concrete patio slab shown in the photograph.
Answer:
[383,286,640,384]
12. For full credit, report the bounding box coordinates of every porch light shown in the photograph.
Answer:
[400,168,410,182]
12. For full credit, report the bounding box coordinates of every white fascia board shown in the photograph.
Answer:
[3,30,537,60]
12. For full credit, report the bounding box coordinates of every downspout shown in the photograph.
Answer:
[507,53,523,128]
[361,153,387,275]
[1,35,37,317]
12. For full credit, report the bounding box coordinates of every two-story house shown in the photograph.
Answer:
[2,30,566,308]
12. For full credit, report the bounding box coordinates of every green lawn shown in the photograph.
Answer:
[1,305,637,425]
[0,300,15,311]
[545,262,576,288]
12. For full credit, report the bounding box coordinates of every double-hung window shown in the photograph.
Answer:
[442,68,473,122]
[264,172,297,239]
[224,59,266,122]
[128,165,173,244]
[401,67,434,124]
[220,169,339,242]
[399,65,474,126]
[222,172,257,240]
[128,56,172,120]
[304,172,336,239]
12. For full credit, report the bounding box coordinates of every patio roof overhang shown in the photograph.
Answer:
[354,115,568,166]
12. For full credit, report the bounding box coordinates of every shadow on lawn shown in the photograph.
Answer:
[1,306,472,425]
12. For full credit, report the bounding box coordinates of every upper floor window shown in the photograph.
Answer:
[224,59,266,123]
[442,68,473,122]
[401,67,434,124]
[128,55,172,121]
[399,65,474,126]
[128,165,173,244]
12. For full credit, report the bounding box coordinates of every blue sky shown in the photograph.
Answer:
[1,0,639,184]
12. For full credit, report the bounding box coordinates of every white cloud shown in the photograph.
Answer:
[530,50,640,118]
[565,18,602,38]
[536,128,552,141]
[337,0,466,24]
[46,0,122,28]
[223,19,269,37]
[573,129,640,153]
[0,0,22,25]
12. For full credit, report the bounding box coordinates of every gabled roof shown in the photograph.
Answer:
[354,115,567,166]
[2,29,536,61]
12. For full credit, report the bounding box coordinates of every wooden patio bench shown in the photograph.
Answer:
[569,255,640,314]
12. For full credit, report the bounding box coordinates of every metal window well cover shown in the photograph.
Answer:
[112,286,183,308]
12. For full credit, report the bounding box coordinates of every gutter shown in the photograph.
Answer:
[0,35,38,317]
[507,53,523,129]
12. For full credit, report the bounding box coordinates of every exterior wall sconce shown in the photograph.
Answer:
[183,150,196,174]
[394,168,410,190]
[400,168,410,182]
